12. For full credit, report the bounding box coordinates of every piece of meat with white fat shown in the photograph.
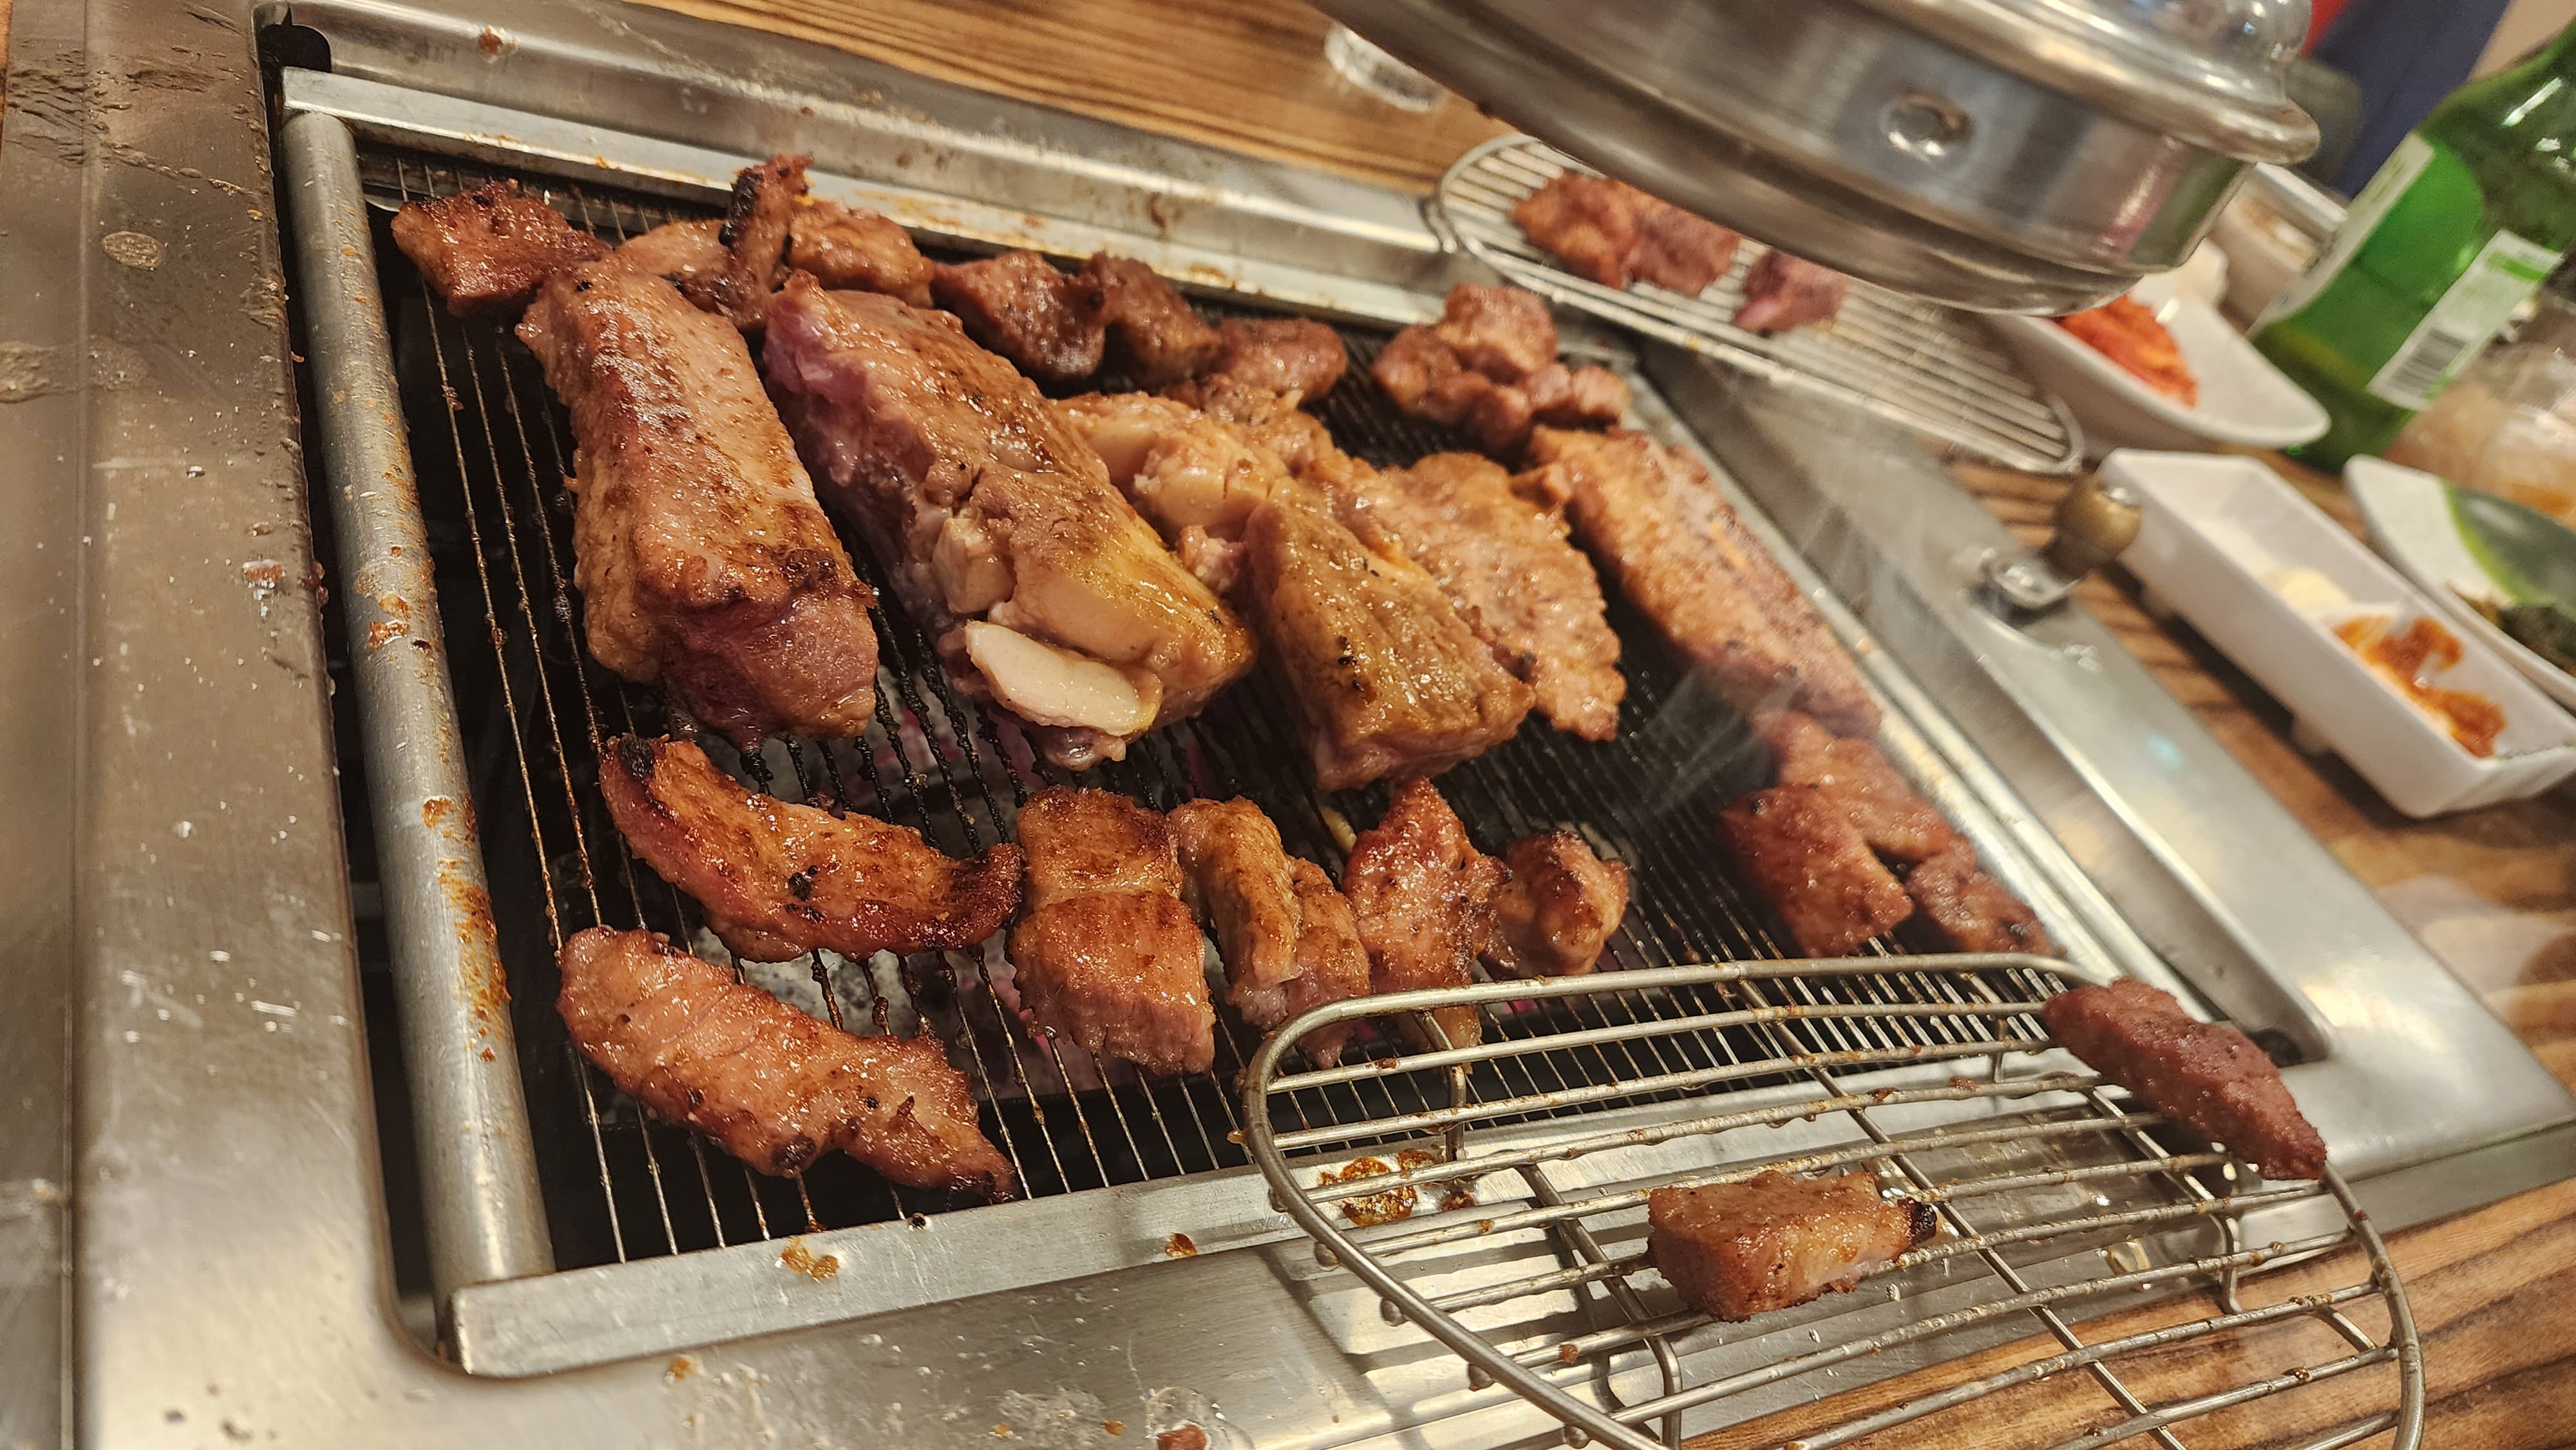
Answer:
[1009,788,1215,1077]
[1336,453,1625,740]
[1716,786,1913,956]
[1756,711,1955,863]
[1486,831,1629,977]
[389,179,609,315]
[516,260,879,745]
[598,735,1021,964]
[1058,392,1291,563]
[1207,317,1347,400]
[1527,427,1877,738]
[2042,979,2324,1180]
[1649,1171,1937,1322]
[1342,778,1502,1050]
[1086,254,1224,388]
[558,927,1016,1194]
[930,250,1107,384]
[764,278,1255,768]
[787,200,936,308]
[1168,800,1371,1062]
[1734,250,1850,334]
[1511,172,1639,290]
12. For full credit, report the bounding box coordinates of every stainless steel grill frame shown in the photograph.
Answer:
[1246,960,2423,1450]
[1434,135,2086,475]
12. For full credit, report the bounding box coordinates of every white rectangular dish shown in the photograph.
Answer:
[2105,451,2576,817]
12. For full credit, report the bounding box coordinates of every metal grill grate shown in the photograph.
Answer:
[375,149,2090,1272]
[1245,959,2421,1450]
[1433,135,2086,475]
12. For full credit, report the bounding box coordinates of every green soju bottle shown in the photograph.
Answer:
[2254,22,2576,469]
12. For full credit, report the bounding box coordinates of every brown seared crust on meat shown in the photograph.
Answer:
[690,153,810,329]
[1904,845,2055,956]
[1371,288,1632,457]
[1511,173,1639,290]
[1647,1171,1937,1321]
[1435,284,1557,384]
[516,259,880,744]
[612,219,730,292]
[786,200,936,308]
[600,737,1021,963]
[931,250,1108,384]
[1623,186,1740,295]
[2042,979,2324,1180]
[1486,831,1629,977]
[557,927,1016,1195]
[1009,788,1216,1077]
[1168,798,1302,999]
[1282,859,1372,1066]
[1342,778,1502,1050]
[1757,711,1956,863]
[1086,254,1224,388]
[1734,250,1850,334]
[389,179,609,315]
[1208,317,1347,400]
[1716,786,1912,956]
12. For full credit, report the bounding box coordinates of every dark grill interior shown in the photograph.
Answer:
[359,150,2040,1272]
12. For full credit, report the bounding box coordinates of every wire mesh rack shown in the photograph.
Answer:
[1244,958,2420,1450]
[1433,134,2086,476]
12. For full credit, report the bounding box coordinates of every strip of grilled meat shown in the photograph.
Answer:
[1485,831,1629,977]
[1086,254,1224,388]
[788,200,937,308]
[687,153,808,329]
[388,179,609,315]
[1009,788,1216,1077]
[931,250,1108,384]
[1342,778,1502,1050]
[599,736,1021,963]
[1168,798,1371,1060]
[1206,317,1347,400]
[558,927,1016,1194]
[516,258,880,744]
[1756,711,1954,863]
[1649,1171,1937,1321]
[1716,786,1913,956]
[1904,845,2055,956]
[1734,250,1850,334]
[1511,173,1640,290]
[2043,979,2324,1180]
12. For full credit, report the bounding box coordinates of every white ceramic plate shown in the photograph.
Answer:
[1990,274,2329,456]
[2347,456,2576,711]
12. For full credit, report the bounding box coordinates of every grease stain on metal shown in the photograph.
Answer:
[102,230,164,269]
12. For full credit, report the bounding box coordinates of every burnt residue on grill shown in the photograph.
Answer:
[361,149,2020,1272]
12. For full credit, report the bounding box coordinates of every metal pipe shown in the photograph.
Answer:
[279,111,553,1296]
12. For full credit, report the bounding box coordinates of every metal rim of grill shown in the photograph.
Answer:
[1244,959,2423,1450]
[1432,134,2087,476]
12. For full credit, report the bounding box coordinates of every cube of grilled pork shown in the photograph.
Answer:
[1086,254,1224,387]
[1009,788,1215,1077]
[389,179,609,315]
[1372,287,1631,455]
[688,153,808,330]
[1526,427,1877,738]
[1167,799,1371,1062]
[1733,250,1850,334]
[2042,979,2324,1180]
[558,927,1016,1194]
[764,278,1256,768]
[1511,172,1640,290]
[1337,453,1624,740]
[1486,832,1629,978]
[1342,779,1503,1050]
[1435,283,1558,384]
[1648,1172,1937,1321]
[516,260,880,744]
[1716,786,1913,956]
[930,250,1108,384]
[786,200,936,308]
[599,735,1022,963]
[1623,187,1741,295]
[1207,317,1347,400]
[1756,711,1955,863]
[1281,859,1372,1066]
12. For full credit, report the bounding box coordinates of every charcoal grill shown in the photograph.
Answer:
[8,2,2571,1447]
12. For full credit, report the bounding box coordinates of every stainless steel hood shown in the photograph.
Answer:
[2,1,2566,1446]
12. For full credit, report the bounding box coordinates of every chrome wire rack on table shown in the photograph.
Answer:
[1432,135,2085,475]
[1244,957,2421,1450]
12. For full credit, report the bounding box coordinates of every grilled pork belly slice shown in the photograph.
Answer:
[1733,250,1850,334]
[516,260,879,745]
[1526,427,1877,738]
[1009,788,1216,1077]
[558,927,1016,1195]
[599,735,1021,963]
[1086,254,1224,388]
[1648,1171,1937,1322]
[390,179,609,316]
[1338,453,1624,740]
[931,250,1108,384]
[1756,711,1955,864]
[787,200,936,308]
[1207,317,1347,400]
[1717,786,1912,956]
[764,278,1255,767]
[2043,979,2323,1180]
[1511,172,1640,290]
[1343,779,1503,1051]
[1486,831,1629,978]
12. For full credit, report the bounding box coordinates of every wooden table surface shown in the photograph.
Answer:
[647,1,2576,1442]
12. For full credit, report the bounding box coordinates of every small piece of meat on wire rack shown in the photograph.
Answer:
[1734,249,1851,334]
[1716,785,1913,956]
[1341,778,1504,1051]
[1086,254,1225,388]
[1756,710,1956,864]
[1206,316,1347,400]
[2041,977,2325,1180]
[690,153,808,330]
[1649,1171,1937,1321]
[1904,843,2056,956]
[388,179,609,315]
[1008,787,1216,1077]
[558,927,1017,1196]
[1372,285,1631,457]
[1511,171,1640,290]
[1168,798,1371,1062]
[787,199,937,308]
[931,249,1108,384]
[1624,187,1741,294]
[598,735,1022,964]
[1484,831,1629,978]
